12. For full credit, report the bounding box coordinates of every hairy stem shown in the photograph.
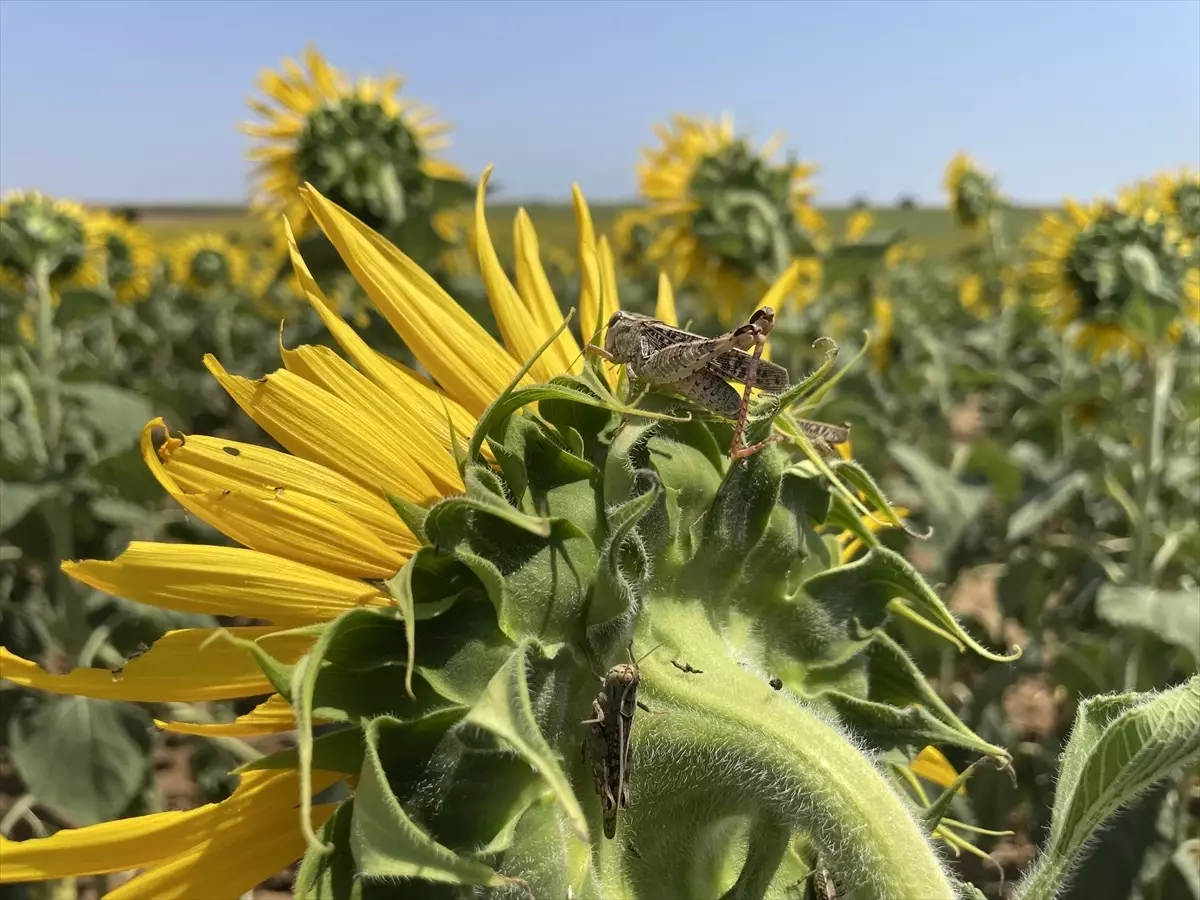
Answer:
[1125,350,1176,690]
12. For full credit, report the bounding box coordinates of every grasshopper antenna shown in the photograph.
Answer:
[631,640,668,666]
[569,310,614,371]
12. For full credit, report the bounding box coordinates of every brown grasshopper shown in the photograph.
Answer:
[588,308,848,460]
[581,643,661,839]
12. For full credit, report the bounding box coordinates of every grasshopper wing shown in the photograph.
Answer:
[638,319,791,393]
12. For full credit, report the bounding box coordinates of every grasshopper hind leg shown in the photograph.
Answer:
[672,371,743,419]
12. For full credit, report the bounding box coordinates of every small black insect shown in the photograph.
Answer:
[769,676,784,691]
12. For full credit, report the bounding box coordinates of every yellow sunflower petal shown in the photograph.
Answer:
[151,420,415,557]
[142,419,405,580]
[107,801,339,900]
[64,542,388,627]
[155,694,310,737]
[0,767,341,882]
[597,236,622,324]
[759,259,803,310]
[655,272,679,327]
[204,354,439,506]
[300,183,523,415]
[473,167,561,382]
[284,218,478,452]
[512,207,582,374]
[910,746,965,794]
[279,340,461,493]
[573,184,605,342]
[0,627,313,703]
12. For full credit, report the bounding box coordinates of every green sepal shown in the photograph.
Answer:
[802,546,1020,662]
[459,639,590,841]
[292,608,410,855]
[385,492,429,545]
[351,714,516,887]
[237,725,366,776]
[920,758,986,833]
[294,800,361,900]
[588,469,662,652]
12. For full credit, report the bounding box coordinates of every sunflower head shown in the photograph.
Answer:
[0,190,101,291]
[633,114,824,323]
[1157,167,1200,239]
[168,233,249,294]
[943,152,998,233]
[243,45,471,269]
[1026,200,1194,357]
[91,211,156,303]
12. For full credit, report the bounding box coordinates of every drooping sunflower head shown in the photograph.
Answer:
[243,45,470,249]
[943,152,998,233]
[0,190,101,292]
[628,113,825,323]
[0,169,1012,899]
[168,233,249,294]
[1025,199,1196,357]
[1156,167,1200,239]
[90,211,156,303]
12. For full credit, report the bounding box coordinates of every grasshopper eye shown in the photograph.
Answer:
[606,311,622,329]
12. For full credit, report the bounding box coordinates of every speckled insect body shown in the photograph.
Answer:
[582,655,653,839]
[591,308,791,459]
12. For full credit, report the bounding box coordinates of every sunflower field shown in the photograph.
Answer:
[1,45,1198,900]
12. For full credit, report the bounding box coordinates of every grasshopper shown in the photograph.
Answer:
[588,308,848,460]
[581,643,660,839]
[806,855,844,900]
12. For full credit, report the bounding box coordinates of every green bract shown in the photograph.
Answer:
[689,142,820,280]
[0,193,91,285]
[1066,209,1186,317]
[233,339,1020,899]
[951,170,996,233]
[297,97,425,231]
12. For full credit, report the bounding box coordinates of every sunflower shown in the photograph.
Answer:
[90,212,156,303]
[0,172,616,895]
[957,268,1018,319]
[0,190,102,293]
[1025,198,1198,358]
[168,233,249,293]
[0,170,960,897]
[1156,167,1200,239]
[624,113,825,323]
[243,45,466,241]
[943,152,998,233]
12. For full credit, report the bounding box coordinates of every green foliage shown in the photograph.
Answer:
[1017,678,1200,900]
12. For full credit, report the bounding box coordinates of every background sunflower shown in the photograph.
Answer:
[943,152,999,234]
[242,45,471,246]
[1024,199,1197,358]
[168,233,249,293]
[90,211,157,304]
[619,113,825,323]
[1156,167,1200,239]
[0,190,102,293]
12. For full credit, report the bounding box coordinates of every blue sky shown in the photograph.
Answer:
[1,0,1197,205]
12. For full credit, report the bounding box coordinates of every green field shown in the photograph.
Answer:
[133,202,1052,265]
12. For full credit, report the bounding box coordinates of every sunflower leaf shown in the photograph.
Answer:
[1019,677,1200,900]
[9,695,150,827]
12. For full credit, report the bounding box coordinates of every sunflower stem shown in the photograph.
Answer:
[1124,348,1175,690]
[32,256,63,460]
[31,256,84,659]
